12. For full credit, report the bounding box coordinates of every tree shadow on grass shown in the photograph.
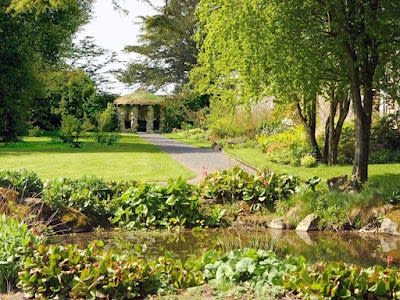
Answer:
[0,140,215,155]
[368,173,400,189]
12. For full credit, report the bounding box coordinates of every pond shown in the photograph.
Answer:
[52,228,400,267]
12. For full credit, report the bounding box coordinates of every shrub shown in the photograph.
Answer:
[337,122,355,164]
[43,176,124,224]
[163,94,210,132]
[92,132,120,146]
[98,103,119,132]
[60,114,83,146]
[0,214,41,292]
[199,167,298,210]
[0,169,43,197]
[300,154,318,168]
[257,126,311,166]
[111,178,203,229]
[27,126,44,137]
[371,112,400,151]
[369,149,400,164]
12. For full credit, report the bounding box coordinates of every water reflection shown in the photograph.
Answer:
[51,228,400,267]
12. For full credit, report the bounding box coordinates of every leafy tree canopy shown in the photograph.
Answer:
[121,0,198,93]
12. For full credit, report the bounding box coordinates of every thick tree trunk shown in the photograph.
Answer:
[351,80,373,182]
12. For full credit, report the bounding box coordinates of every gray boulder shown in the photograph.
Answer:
[379,217,400,235]
[296,214,319,232]
[268,218,288,230]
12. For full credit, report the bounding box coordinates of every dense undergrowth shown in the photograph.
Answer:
[1,167,301,230]
[3,225,400,299]
[1,168,400,298]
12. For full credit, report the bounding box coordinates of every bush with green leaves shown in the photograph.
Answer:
[111,178,203,229]
[27,126,44,137]
[98,103,119,132]
[204,248,302,297]
[205,248,400,299]
[287,261,400,299]
[43,177,135,224]
[199,167,298,210]
[92,132,120,146]
[257,126,312,166]
[18,241,206,299]
[371,112,400,151]
[60,114,83,146]
[0,169,43,197]
[0,214,41,292]
[300,154,318,168]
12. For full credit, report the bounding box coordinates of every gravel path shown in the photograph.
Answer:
[140,133,255,183]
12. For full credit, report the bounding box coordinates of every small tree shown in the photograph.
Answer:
[98,103,118,132]
[60,114,82,147]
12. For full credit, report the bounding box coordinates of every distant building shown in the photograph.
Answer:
[114,91,166,133]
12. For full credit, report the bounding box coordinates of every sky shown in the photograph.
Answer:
[75,0,164,94]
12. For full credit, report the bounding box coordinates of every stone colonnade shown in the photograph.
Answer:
[116,104,164,133]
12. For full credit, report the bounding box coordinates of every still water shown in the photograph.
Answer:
[53,228,400,267]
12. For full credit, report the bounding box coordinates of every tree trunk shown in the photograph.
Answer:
[351,79,372,182]
[323,90,350,165]
[296,96,322,160]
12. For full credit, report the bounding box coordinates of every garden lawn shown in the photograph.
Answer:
[0,134,194,181]
[225,147,400,181]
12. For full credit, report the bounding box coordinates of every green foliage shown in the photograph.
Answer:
[300,154,318,168]
[0,1,91,141]
[18,240,206,299]
[204,248,302,297]
[288,262,400,299]
[163,94,210,132]
[199,167,298,210]
[111,178,203,229]
[92,132,121,146]
[0,169,43,196]
[121,0,198,92]
[43,177,135,224]
[60,114,83,146]
[18,241,158,299]
[257,126,311,167]
[27,126,44,137]
[370,112,400,163]
[0,214,41,292]
[98,103,119,132]
[57,70,97,121]
[205,248,400,299]
[371,113,400,151]
[338,117,400,164]
[337,122,355,164]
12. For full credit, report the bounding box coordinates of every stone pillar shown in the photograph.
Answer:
[146,105,154,133]
[159,108,165,132]
[117,105,126,132]
[130,106,138,132]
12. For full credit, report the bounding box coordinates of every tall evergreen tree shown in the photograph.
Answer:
[121,0,198,93]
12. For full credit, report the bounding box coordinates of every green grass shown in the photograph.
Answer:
[0,134,194,182]
[164,133,212,148]
[225,147,400,181]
